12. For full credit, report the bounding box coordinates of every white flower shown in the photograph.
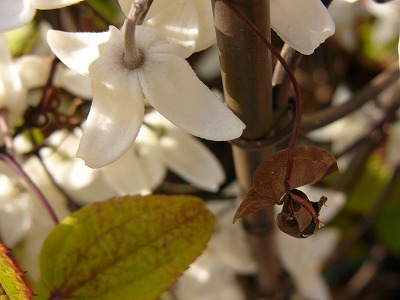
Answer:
[0,0,85,31]
[119,0,216,53]
[270,0,335,54]
[60,110,227,197]
[0,34,28,132]
[47,21,245,168]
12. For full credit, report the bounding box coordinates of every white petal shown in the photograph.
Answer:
[54,65,93,99]
[41,146,118,205]
[22,156,70,219]
[32,0,84,9]
[102,149,152,195]
[47,29,110,76]
[129,24,189,59]
[136,125,167,190]
[271,0,335,55]
[277,228,340,272]
[292,271,331,300]
[160,126,225,191]
[15,55,51,89]
[0,193,31,247]
[0,34,28,126]
[0,0,35,31]
[139,54,245,141]
[144,0,216,53]
[208,200,257,274]
[76,78,144,168]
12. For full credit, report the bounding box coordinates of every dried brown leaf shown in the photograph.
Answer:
[233,146,338,222]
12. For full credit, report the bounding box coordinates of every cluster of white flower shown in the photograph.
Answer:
[0,0,341,296]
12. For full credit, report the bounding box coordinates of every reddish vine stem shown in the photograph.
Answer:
[219,0,303,195]
[290,193,324,228]
[0,151,59,225]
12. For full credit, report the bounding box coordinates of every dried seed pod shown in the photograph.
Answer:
[233,146,338,223]
[277,189,327,238]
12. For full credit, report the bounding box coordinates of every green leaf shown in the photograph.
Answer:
[4,22,38,56]
[345,154,391,213]
[40,195,214,299]
[0,242,34,299]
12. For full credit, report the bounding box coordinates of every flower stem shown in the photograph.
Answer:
[0,151,59,225]
[123,0,148,69]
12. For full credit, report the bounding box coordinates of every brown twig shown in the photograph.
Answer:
[300,62,400,133]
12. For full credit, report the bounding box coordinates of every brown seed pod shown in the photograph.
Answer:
[233,146,338,223]
[277,189,327,238]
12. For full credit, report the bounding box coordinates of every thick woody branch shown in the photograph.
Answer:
[213,0,278,297]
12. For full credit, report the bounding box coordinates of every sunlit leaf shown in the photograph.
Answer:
[40,195,214,299]
[0,242,34,299]
[234,146,338,222]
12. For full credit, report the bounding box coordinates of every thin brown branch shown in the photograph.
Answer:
[300,62,400,132]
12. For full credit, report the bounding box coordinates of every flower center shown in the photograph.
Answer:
[123,0,149,70]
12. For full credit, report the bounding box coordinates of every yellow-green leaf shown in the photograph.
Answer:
[40,195,214,300]
[0,242,34,299]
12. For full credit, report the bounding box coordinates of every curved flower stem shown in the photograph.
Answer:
[0,151,59,225]
[219,0,303,196]
[123,0,149,69]
[290,192,324,228]
[0,109,14,155]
